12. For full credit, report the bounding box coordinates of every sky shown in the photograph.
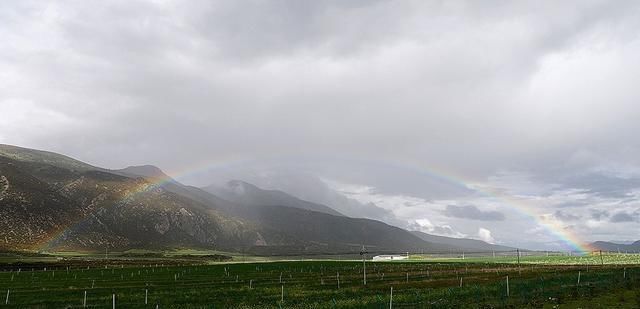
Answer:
[2,0,640,250]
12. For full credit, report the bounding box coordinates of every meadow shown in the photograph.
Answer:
[1,252,639,308]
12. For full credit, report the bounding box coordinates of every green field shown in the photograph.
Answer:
[1,253,640,308]
[411,252,640,265]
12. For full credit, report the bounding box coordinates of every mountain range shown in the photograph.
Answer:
[589,240,640,252]
[0,144,515,255]
[410,231,515,252]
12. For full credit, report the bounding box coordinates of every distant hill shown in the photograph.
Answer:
[411,230,515,252]
[0,144,461,254]
[203,180,343,217]
[590,240,640,252]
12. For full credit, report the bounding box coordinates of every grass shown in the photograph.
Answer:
[545,288,640,308]
[0,252,639,308]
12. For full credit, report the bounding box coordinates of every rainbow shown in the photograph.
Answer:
[44,155,592,253]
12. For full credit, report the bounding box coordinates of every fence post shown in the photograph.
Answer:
[389,286,393,309]
[516,249,521,272]
[577,271,581,286]
[506,276,509,297]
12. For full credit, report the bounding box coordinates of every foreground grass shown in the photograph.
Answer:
[543,287,640,308]
[0,257,639,308]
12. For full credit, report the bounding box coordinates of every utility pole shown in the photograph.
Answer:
[360,245,368,285]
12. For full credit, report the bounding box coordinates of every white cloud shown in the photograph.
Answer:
[478,228,495,244]
[413,218,467,238]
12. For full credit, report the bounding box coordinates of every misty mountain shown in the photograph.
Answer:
[203,180,343,216]
[589,240,640,252]
[201,170,405,227]
[410,231,515,252]
[0,144,461,254]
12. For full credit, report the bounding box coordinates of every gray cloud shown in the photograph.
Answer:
[554,210,581,222]
[610,211,639,223]
[554,173,640,198]
[590,209,610,221]
[444,205,505,221]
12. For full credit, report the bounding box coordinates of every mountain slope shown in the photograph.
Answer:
[0,144,97,172]
[0,157,84,250]
[411,230,515,252]
[240,205,456,254]
[204,180,343,216]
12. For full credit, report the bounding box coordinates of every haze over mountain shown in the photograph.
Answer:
[203,180,343,217]
[202,171,404,225]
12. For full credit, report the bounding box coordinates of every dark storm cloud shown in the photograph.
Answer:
[444,205,505,221]
[5,0,640,174]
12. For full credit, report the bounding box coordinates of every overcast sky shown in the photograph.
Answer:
[2,0,640,249]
